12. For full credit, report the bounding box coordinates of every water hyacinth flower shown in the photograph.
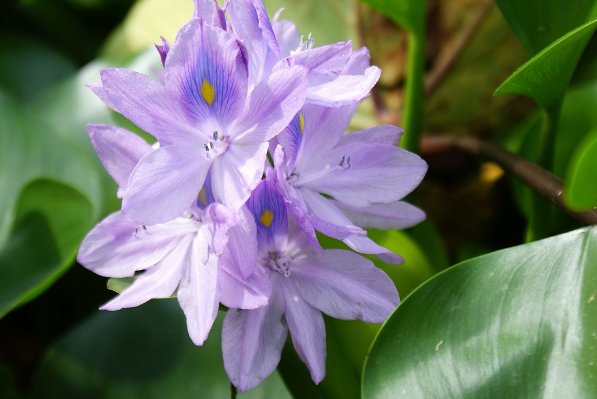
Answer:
[222,175,399,391]
[81,0,429,392]
[194,0,381,107]
[92,16,307,225]
[274,102,428,264]
[78,124,270,345]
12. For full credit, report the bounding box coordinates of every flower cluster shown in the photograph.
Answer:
[78,0,428,391]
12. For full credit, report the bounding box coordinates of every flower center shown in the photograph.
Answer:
[203,130,230,159]
[265,251,291,277]
[287,154,351,187]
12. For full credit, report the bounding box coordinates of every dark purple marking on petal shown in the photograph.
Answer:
[276,111,304,164]
[246,177,288,248]
[165,19,249,129]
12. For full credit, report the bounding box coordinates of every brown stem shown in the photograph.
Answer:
[424,0,493,95]
[421,135,597,225]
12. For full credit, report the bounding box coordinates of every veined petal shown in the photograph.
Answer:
[343,234,403,265]
[300,189,362,239]
[272,18,300,58]
[292,249,399,323]
[339,200,426,230]
[344,47,374,74]
[220,207,259,279]
[99,68,191,144]
[235,65,307,142]
[246,176,289,249]
[293,103,356,169]
[203,202,236,256]
[304,142,428,208]
[165,19,248,129]
[87,82,116,111]
[100,235,190,311]
[77,212,182,278]
[281,276,326,384]
[123,146,210,225]
[177,228,220,346]
[339,125,403,147]
[276,112,302,164]
[291,42,352,74]
[219,258,271,309]
[306,65,380,107]
[193,0,215,20]
[229,0,279,86]
[210,141,269,211]
[87,124,151,193]
[222,291,287,392]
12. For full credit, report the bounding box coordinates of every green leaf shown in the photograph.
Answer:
[494,0,597,54]
[363,226,597,398]
[360,0,426,35]
[0,91,102,246]
[0,179,93,319]
[554,80,597,178]
[31,301,290,399]
[495,19,597,110]
[565,129,597,210]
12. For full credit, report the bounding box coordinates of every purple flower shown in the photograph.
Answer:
[274,103,428,264]
[195,0,381,106]
[79,124,270,345]
[91,17,307,225]
[221,175,399,391]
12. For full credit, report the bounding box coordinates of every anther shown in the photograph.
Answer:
[204,144,209,152]
[213,131,218,140]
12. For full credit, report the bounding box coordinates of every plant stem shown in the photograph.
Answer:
[425,0,493,95]
[402,30,426,153]
[421,135,597,226]
[230,383,237,399]
[526,105,562,239]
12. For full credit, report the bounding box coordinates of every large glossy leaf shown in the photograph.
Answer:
[31,301,290,399]
[363,226,597,398]
[0,91,102,246]
[565,129,597,210]
[494,0,597,54]
[495,19,597,110]
[0,179,93,319]
[360,0,426,35]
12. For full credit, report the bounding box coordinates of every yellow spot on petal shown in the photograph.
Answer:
[198,188,208,205]
[298,112,305,134]
[201,79,215,106]
[260,209,274,228]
